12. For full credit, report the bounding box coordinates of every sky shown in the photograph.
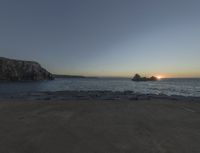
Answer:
[0,0,200,78]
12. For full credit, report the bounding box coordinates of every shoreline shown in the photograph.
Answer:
[1,90,200,102]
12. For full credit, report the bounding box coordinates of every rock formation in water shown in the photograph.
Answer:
[0,57,54,81]
[132,74,158,81]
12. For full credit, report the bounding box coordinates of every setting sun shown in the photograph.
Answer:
[156,75,163,79]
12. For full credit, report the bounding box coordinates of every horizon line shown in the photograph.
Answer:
[53,74,200,79]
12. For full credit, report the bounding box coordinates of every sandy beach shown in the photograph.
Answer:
[0,93,200,153]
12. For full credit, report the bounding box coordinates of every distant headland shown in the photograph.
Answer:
[53,74,86,79]
[132,74,158,81]
[53,74,98,79]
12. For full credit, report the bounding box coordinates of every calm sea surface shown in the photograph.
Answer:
[0,78,200,97]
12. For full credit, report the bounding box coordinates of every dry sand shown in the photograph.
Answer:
[0,99,200,153]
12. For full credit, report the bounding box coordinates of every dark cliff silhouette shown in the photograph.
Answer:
[0,57,54,81]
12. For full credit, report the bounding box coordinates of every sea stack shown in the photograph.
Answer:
[132,74,158,81]
[0,57,54,81]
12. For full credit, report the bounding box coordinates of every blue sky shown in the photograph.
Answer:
[0,0,200,77]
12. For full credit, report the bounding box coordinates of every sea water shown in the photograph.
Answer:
[0,78,200,97]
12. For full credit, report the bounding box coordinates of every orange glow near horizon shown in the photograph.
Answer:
[157,76,162,79]
[156,75,164,79]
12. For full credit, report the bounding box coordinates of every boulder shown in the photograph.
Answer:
[0,57,54,81]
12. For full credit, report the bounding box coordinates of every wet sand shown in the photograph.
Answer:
[0,97,200,153]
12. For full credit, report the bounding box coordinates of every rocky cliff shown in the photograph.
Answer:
[132,74,158,81]
[0,57,54,81]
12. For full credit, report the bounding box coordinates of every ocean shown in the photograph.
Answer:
[0,78,200,97]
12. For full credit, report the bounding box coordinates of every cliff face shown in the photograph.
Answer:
[0,57,54,81]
